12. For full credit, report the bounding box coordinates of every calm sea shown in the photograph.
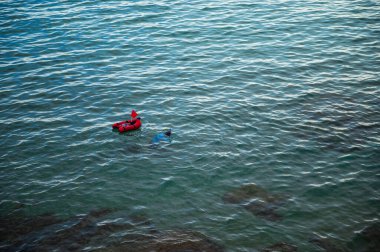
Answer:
[1,0,379,251]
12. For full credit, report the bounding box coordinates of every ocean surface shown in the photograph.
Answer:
[1,0,379,251]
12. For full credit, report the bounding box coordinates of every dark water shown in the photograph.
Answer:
[1,0,379,251]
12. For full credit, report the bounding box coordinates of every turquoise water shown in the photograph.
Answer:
[1,0,379,251]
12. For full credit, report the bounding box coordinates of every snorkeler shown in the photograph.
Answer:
[151,129,172,144]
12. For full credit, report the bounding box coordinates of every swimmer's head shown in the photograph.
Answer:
[165,129,172,137]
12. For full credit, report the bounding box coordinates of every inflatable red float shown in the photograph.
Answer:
[112,110,142,133]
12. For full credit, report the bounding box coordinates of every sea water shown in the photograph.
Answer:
[1,0,379,251]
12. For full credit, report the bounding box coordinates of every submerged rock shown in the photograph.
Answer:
[0,208,223,252]
[223,184,286,221]
[243,201,283,222]
[309,237,348,252]
[0,208,120,251]
[38,208,136,250]
[222,184,281,204]
[261,242,298,252]
[97,230,224,252]
[0,213,61,249]
[310,222,380,252]
[348,222,380,252]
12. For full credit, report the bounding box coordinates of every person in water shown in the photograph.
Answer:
[151,129,172,144]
